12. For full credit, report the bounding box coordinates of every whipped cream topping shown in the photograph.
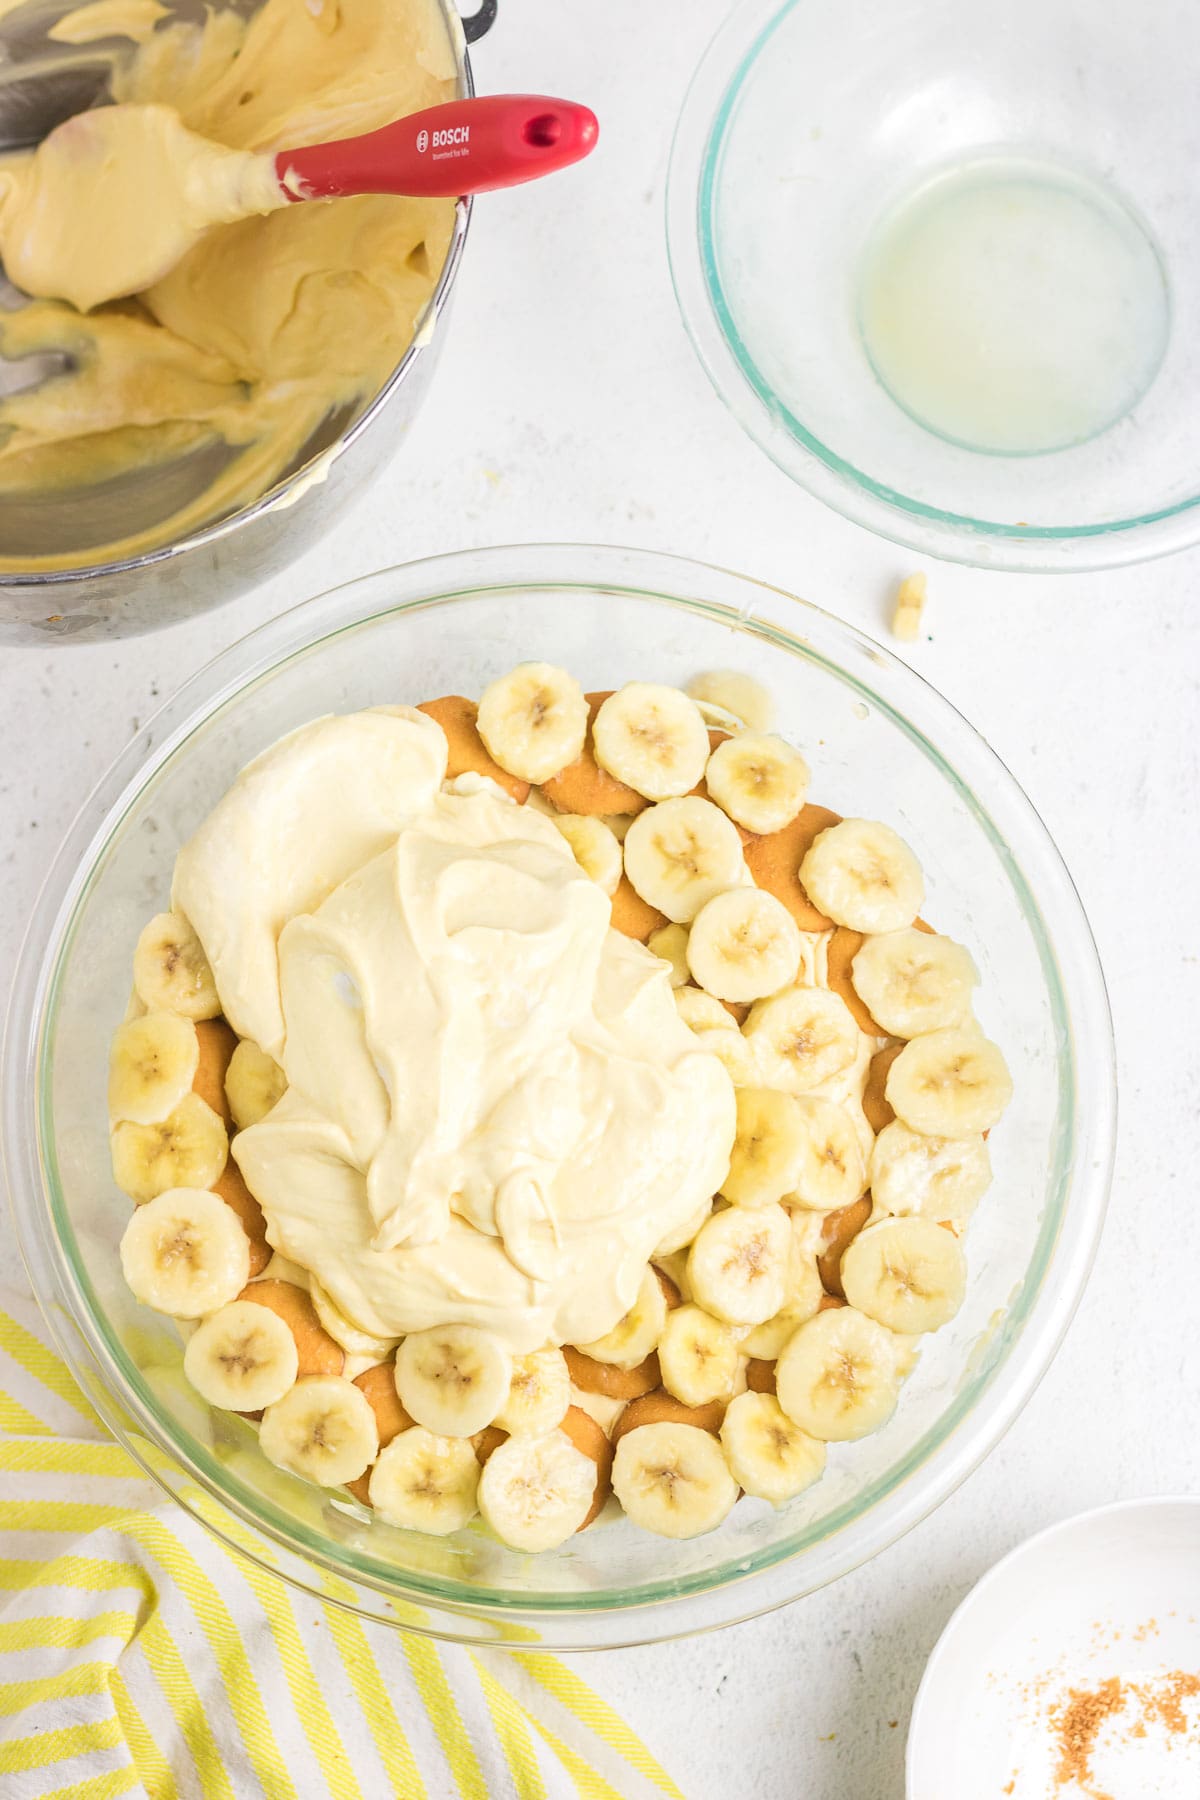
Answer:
[175,710,735,1352]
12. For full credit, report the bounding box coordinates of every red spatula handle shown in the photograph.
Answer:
[276,95,598,201]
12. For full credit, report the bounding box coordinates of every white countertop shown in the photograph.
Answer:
[2,4,1198,1794]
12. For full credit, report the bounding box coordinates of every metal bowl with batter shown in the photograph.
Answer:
[0,0,497,645]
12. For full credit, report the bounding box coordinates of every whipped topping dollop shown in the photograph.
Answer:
[174,709,735,1351]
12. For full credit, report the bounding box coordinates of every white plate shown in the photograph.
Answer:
[907,1498,1200,1799]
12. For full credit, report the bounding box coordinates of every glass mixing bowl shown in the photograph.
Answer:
[2,544,1115,1648]
[667,0,1200,572]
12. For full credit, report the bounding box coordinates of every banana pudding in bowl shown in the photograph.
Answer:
[5,545,1113,1645]
[107,661,1014,1551]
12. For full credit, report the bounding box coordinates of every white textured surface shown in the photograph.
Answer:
[2,4,1199,1795]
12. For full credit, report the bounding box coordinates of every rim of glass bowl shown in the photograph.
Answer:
[665,0,1200,574]
[3,544,1116,1644]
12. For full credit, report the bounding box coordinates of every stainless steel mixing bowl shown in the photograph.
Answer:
[0,0,498,646]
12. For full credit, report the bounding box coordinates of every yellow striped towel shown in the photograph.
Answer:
[0,1291,684,1800]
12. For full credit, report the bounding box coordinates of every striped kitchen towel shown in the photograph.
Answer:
[0,1291,682,1800]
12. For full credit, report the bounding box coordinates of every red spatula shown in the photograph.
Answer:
[278,94,599,201]
[3,95,599,309]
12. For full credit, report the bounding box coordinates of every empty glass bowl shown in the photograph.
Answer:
[667,0,1200,570]
[3,545,1115,1646]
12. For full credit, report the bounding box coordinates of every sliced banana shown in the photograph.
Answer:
[775,1306,902,1442]
[739,1214,826,1356]
[675,985,737,1034]
[132,911,221,1020]
[687,1203,791,1325]
[785,1096,866,1211]
[477,1428,598,1550]
[494,1348,571,1436]
[111,1092,229,1205]
[885,1027,1013,1136]
[704,734,810,835]
[309,1279,400,1362]
[611,1421,738,1539]
[183,1298,298,1410]
[647,922,691,988]
[259,1375,379,1487]
[224,1039,287,1130]
[869,1120,992,1221]
[720,1390,826,1504]
[120,1187,250,1318]
[574,1266,667,1369]
[368,1428,480,1535]
[674,989,761,1086]
[108,1012,199,1127]
[840,1217,967,1334]
[551,813,623,896]
[623,796,745,923]
[798,819,925,934]
[394,1326,512,1437]
[743,986,860,1096]
[653,1191,714,1258]
[685,670,775,733]
[850,928,977,1038]
[475,662,589,784]
[657,1303,739,1407]
[686,887,802,1003]
[722,1086,808,1207]
[592,683,710,801]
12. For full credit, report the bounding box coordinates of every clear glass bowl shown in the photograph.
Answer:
[2,544,1115,1647]
[667,0,1200,572]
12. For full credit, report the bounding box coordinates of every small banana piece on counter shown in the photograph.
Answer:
[720,1390,826,1504]
[575,1266,667,1369]
[775,1306,902,1441]
[394,1326,513,1438]
[133,911,221,1020]
[183,1298,298,1410]
[476,662,589,784]
[685,887,803,1002]
[592,683,711,801]
[111,1091,228,1203]
[840,1217,967,1335]
[368,1428,480,1534]
[551,813,623,896]
[799,819,925,934]
[885,1026,1013,1136]
[703,733,810,835]
[722,1086,810,1207]
[687,1203,792,1325]
[611,1421,738,1539]
[623,796,745,922]
[224,1039,287,1130]
[108,1011,200,1126]
[743,986,860,1095]
[657,1303,740,1407]
[647,921,691,987]
[850,927,978,1038]
[477,1428,599,1550]
[869,1120,992,1221]
[494,1347,571,1436]
[259,1375,379,1487]
[785,1096,866,1211]
[120,1187,251,1317]
[685,670,775,734]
